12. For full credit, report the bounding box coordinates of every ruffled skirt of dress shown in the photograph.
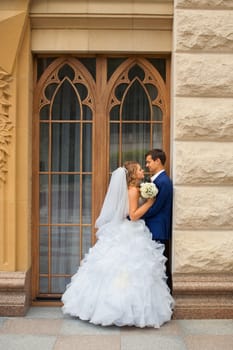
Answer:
[61,219,174,328]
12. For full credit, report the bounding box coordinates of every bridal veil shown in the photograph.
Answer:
[95,167,129,229]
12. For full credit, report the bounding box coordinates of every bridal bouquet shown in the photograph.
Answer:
[140,182,158,199]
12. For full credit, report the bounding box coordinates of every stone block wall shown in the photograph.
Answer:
[172,0,233,318]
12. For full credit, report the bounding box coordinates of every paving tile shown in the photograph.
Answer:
[0,318,63,335]
[54,335,121,350]
[61,317,120,335]
[0,318,7,329]
[179,319,233,335]
[121,334,186,350]
[1,307,232,350]
[26,307,63,319]
[184,335,233,350]
[0,334,56,350]
[121,320,182,336]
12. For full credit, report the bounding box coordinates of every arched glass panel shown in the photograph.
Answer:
[122,80,150,121]
[36,58,95,298]
[82,105,92,121]
[115,83,128,101]
[40,105,50,120]
[51,226,80,275]
[40,175,48,224]
[39,226,48,274]
[78,58,96,80]
[109,123,119,171]
[52,80,81,120]
[152,105,163,121]
[147,58,166,82]
[145,84,158,101]
[51,174,80,224]
[37,57,58,81]
[128,64,145,81]
[40,123,49,171]
[110,105,120,121]
[122,123,150,166]
[58,64,75,81]
[107,57,127,81]
[52,123,80,172]
[75,83,88,101]
[152,123,162,148]
[45,83,58,100]
[82,123,92,171]
[82,175,92,224]
[109,59,167,172]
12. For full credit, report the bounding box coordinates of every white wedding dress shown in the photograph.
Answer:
[62,168,174,328]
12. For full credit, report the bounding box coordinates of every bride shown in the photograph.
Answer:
[61,161,174,328]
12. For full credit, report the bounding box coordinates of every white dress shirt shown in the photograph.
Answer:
[151,169,165,182]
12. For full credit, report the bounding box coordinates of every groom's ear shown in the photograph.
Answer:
[155,158,162,166]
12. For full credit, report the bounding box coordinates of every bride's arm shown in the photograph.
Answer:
[128,186,154,221]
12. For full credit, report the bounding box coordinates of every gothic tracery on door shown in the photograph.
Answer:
[32,56,170,302]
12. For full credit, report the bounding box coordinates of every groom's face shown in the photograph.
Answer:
[145,155,158,174]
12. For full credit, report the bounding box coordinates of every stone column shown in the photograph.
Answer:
[172,0,233,318]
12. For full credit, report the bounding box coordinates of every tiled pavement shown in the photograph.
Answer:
[0,307,232,350]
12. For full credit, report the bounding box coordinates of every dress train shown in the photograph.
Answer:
[62,219,174,328]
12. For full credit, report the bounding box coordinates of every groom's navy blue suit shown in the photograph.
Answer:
[142,170,173,290]
[142,171,173,241]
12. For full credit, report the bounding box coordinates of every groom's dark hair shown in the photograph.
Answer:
[145,149,166,165]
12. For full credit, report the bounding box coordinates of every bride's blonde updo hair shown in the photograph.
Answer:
[123,161,140,187]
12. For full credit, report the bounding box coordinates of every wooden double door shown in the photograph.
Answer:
[32,55,171,301]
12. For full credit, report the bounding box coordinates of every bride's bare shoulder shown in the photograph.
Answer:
[128,186,139,196]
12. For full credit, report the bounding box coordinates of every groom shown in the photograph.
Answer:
[142,149,173,290]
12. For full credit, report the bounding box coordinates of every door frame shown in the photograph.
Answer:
[31,54,171,304]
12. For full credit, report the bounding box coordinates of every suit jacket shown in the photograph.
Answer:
[142,171,173,241]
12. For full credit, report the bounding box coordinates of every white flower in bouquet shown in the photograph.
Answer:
[140,182,158,199]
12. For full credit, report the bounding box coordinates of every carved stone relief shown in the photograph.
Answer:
[0,68,13,183]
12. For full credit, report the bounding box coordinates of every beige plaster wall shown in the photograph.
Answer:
[30,0,173,53]
[15,21,32,271]
[0,0,31,272]
[172,0,233,274]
